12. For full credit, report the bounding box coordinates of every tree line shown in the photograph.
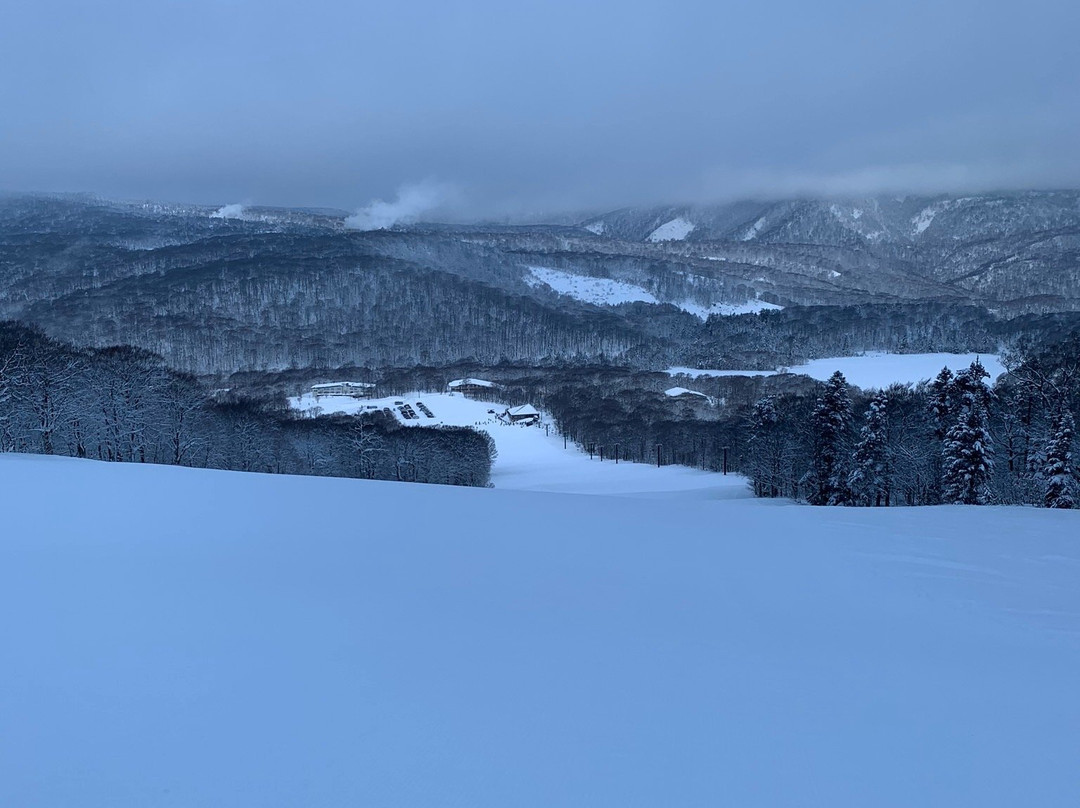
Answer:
[0,322,494,487]
[531,337,1077,508]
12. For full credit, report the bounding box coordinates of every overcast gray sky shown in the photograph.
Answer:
[1,0,1077,217]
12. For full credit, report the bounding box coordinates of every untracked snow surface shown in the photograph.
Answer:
[525,266,659,307]
[525,266,779,321]
[2,454,1079,807]
[789,352,1006,387]
[742,215,767,240]
[647,217,695,241]
[668,352,1006,389]
[912,205,938,235]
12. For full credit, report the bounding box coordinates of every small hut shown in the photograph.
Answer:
[504,404,541,425]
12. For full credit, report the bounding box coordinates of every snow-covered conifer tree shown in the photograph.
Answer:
[748,395,783,498]
[941,360,994,505]
[850,390,891,506]
[928,366,955,442]
[807,371,852,506]
[1043,407,1076,509]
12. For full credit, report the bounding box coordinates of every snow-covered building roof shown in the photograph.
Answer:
[448,378,496,389]
[311,381,375,391]
[506,405,539,417]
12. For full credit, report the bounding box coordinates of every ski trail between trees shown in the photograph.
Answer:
[292,391,749,499]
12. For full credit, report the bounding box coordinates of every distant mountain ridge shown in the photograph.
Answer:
[581,191,1080,305]
[583,191,1080,245]
[1,191,1078,374]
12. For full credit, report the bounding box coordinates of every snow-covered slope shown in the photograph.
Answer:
[293,391,743,497]
[646,216,695,242]
[525,265,778,321]
[2,454,1078,807]
[524,266,659,307]
[741,214,767,240]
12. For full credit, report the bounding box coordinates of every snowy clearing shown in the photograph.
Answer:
[912,205,937,235]
[677,298,783,319]
[292,391,744,498]
[668,352,1006,389]
[2,454,1078,807]
[741,215,767,240]
[646,217,695,242]
[524,266,659,307]
[526,266,779,321]
[791,352,1006,387]
[583,220,605,235]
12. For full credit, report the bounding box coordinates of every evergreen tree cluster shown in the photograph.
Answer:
[746,346,1079,508]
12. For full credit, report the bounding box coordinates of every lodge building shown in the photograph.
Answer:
[447,378,498,397]
[311,381,376,399]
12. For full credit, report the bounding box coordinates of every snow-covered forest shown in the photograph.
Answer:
[4,194,1080,374]
[0,322,494,486]
[741,339,1079,507]
[4,314,1077,506]
[5,192,1076,506]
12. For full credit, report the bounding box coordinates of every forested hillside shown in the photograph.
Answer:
[2,192,1080,376]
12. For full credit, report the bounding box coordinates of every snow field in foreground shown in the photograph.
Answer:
[1,454,1078,807]
[293,391,747,498]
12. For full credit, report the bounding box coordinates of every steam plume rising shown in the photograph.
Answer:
[345,182,449,231]
[210,203,246,220]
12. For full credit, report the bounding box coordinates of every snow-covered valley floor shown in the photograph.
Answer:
[293,391,746,498]
[2,454,1078,807]
[668,351,1008,389]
